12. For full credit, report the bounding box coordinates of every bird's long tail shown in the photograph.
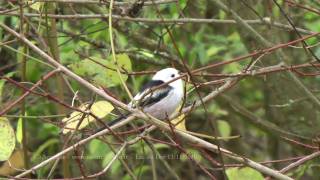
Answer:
[107,115,128,126]
[94,113,130,133]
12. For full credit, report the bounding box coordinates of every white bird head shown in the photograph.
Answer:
[152,68,183,90]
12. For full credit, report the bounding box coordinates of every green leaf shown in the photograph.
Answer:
[226,167,264,180]
[140,51,154,58]
[16,117,23,144]
[305,20,320,32]
[206,46,226,57]
[102,151,122,174]
[88,139,109,159]
[68,54,132,87]
[106,54,132,86]
[86,21,109,40]
[38,123,60,140]
[219,10,226,19]
[153,143,170,150]
[0,117,16,161]
[222,63,242,74]
[178,0,187,8]
[217,120,231,138]
[26,60,42,82]
[0,72,15,101]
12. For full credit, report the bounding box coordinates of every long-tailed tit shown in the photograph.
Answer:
[107,67,184,126]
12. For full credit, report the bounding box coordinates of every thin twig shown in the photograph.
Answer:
[0,12,314,34]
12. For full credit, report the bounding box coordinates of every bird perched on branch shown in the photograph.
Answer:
[107,67,184,126]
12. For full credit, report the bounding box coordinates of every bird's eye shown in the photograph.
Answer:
[171,74,175,78]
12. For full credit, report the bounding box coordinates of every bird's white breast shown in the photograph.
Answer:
[143,87,183,120]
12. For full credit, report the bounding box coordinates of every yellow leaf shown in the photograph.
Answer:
[91,101,114,118]
[171,114,186,131]
[28,1,43,12]
[0,117,15,161]
[62,101,114,134]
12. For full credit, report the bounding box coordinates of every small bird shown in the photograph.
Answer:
[107,67,184,126]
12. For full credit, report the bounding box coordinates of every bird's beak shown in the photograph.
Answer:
[179,72,187,81]
[178,72,183,78]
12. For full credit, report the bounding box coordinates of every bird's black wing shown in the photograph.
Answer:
[95,80,171,131]
[133,80,172,108]
[140,80,164,92]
